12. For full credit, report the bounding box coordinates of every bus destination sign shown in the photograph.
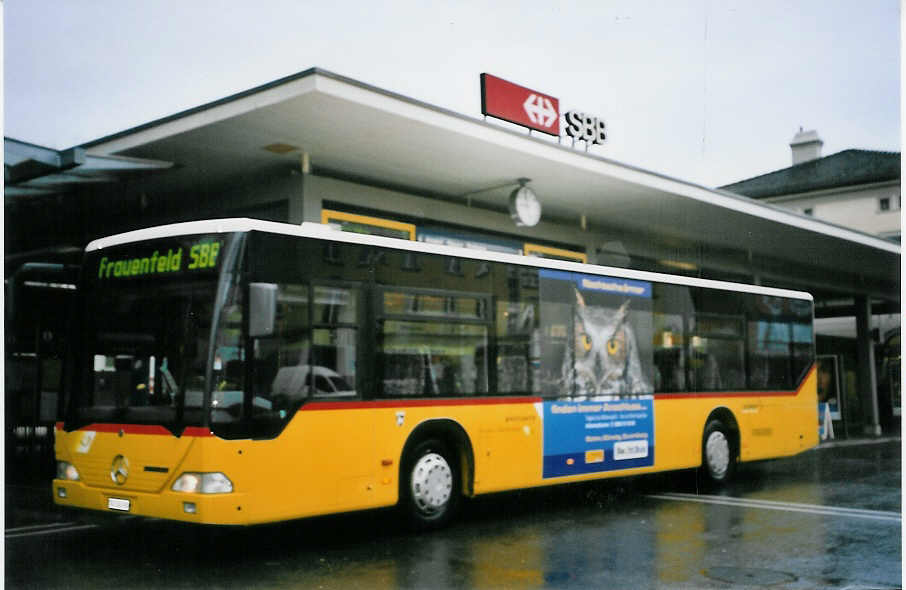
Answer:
[97,238,222,280]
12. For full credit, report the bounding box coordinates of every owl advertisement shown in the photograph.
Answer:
[538,269,655,478]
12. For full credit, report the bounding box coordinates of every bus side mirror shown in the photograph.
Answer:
[249,283,278,338]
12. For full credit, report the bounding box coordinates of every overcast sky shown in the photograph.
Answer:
[4,0,900,188]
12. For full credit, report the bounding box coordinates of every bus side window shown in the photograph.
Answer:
[789,299,814,384]
[689,289,745,391]
[374,250,491,398]
[652,283,689,393]
[377,299,489,397]
[746,294,813,390]
[495,299,537,394]
[309,285,359,398]
[249,283,311,415]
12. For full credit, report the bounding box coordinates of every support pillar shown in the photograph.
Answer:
[748,249,762,286]
[855,295,881,436]
[288,152,321,224]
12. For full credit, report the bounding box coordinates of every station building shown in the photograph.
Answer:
[5,68,900,470]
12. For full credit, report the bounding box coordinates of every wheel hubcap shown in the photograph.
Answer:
[411,452,452,514]
[706,431,730,478]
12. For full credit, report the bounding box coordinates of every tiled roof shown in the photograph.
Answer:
[721,149,900,199]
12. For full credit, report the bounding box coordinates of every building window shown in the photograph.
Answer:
[878,195,901,213]
[878,195,900,213]
[802,208,814,216]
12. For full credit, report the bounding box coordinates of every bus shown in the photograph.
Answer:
[54,218,818,528]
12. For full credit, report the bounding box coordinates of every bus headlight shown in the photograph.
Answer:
[56,461,80,481]
[171,472,233,494]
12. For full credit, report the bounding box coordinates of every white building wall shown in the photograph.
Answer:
[764,181,900,238]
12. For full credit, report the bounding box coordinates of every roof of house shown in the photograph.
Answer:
[721,149,900,199]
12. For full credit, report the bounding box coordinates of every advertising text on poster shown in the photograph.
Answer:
[543,397,655,478]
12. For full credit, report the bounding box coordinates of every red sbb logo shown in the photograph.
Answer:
[481,73,560,136]
[522,94,558,129]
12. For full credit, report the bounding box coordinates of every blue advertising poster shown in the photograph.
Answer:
[543,397,655,478]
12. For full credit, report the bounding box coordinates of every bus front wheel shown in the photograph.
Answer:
[401,438,460,530]
[701,419,736,484]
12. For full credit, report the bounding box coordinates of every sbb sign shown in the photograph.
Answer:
[564,111,606,146]
[481,73,606,147]
[481,73,560,136]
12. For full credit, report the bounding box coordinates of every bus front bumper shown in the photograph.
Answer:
[52,479,250,525]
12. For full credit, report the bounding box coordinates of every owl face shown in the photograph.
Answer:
[573,290,634,394]
[576,303,630,384]
[579,322,627,361]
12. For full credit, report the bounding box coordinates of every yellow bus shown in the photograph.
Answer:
[54,219,818,528]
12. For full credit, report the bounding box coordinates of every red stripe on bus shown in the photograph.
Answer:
[68,424,213,437]
[183,427,214,437]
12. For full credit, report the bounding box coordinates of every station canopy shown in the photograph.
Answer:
[13,68,900,303]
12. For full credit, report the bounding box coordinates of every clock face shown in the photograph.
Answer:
[509,186,541,227]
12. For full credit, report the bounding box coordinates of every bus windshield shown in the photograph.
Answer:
[70,234,239,432]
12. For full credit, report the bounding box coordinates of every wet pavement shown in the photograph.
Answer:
[6,438,901,589]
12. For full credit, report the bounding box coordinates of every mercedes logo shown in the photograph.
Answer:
[110,455,130,486]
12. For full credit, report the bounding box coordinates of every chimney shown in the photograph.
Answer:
[790,127,823,165]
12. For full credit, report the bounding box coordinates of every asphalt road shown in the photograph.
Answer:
[6,438,901,589]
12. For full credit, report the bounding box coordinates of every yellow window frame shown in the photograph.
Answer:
[523,243,587,263]
[321,209,416,241]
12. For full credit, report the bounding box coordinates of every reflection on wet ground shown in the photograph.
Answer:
[7,441,901,589]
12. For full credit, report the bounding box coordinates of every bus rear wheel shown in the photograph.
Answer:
[401,438,459,530]
[701,419,736,484]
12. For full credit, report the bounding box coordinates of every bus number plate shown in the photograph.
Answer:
[107,498,131,512]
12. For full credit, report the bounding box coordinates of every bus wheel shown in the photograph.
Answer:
[402,438,459,530]
[701,420,736,484]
